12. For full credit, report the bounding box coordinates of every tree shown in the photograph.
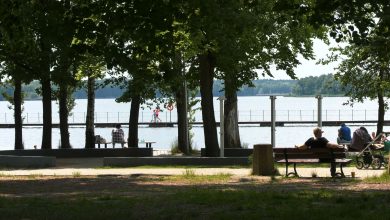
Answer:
[330,40,390,135]
[316,1,390,135]
[183,0,326,155]
[0,0,37,149]
[76,54,106,149]
[51,0,81,149]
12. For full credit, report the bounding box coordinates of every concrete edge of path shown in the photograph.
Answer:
[0,155,56,168]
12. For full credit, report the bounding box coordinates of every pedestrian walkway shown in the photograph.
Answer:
[0,158,386,178]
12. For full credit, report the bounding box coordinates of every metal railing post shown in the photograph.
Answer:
[316,95,322,127]
[270,96,276,148]
[365,110,367,121]
[287,110,289,121]
[338,110,340,121]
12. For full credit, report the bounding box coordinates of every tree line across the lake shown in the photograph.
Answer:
[1,1,389,156]
[0,74,346,100]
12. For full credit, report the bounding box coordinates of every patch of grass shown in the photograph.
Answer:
[165,171,233,183]
[27,173,43,179]
[182,168,196,177]
[364,171,390,183]
[72,171,81,177]
[1,187,390,219]
[99,165,249,169]
[0,173,11,177]
[170,139,181,155]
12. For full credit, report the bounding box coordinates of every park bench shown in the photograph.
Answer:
[96,141,155,148]
[273,147,352,177]
[96,142,112,148]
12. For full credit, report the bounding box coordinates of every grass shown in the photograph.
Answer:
[27,173,43,179]
[364,172,390,183]
[163,169,232,183]
[0,185,390,219]
[0,172,390,219]
[98,164,250,169]
[72,171,81,177]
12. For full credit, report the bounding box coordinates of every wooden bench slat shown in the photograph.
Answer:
[274,154,346,160]
[276,158,352,164]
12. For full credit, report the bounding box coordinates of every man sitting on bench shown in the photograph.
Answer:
[295,127,342,150]
[295,127,344,176]
[111,124,125,148]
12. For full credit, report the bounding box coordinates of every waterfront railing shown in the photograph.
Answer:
[0,109,384,124]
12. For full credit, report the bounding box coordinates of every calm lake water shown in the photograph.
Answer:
[0,96,388,150]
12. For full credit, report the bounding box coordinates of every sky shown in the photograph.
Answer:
[267,39,341,80]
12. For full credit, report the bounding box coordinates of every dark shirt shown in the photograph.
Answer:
[304,137,329,148]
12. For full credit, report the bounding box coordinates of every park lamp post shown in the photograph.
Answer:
[316,95,323,128]
[270,96,276,149]
[218,96,226,157]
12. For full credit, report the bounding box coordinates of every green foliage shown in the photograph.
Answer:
[1,76,350,101]
[292,74,346,96]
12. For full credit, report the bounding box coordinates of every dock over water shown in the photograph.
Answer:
[0,120,385,128]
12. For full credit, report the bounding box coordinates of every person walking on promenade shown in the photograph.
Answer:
[152,106,161,122]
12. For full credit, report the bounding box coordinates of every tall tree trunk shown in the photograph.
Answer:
[41,78,52,149]
[199,52,219,156]
[176,86,189,154]
[377,91,384,136]
[128,95,140,148]
[224,78,241,148]
[14,78,24,150]
[85,76,95,148]
[59,84,71,148]
[376,70,385,136]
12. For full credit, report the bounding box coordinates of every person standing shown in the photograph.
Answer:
[111,124,125,148]
[337,123,352,144]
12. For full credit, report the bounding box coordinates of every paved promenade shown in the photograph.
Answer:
[0,158,386,178]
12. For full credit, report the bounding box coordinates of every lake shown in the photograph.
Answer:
[0,96,388,150]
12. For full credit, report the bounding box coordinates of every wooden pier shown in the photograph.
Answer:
[0,120,386,128]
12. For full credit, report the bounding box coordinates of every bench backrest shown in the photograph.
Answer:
[273,148,347,161]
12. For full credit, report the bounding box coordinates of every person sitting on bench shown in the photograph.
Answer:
[337,123,352,145]
[295,127,343,150]
[295,127,344,176]
[111,124,125,148]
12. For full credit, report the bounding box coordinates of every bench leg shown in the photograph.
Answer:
[331,163,346,178]
[339,164,345,177]
[330,162,336,177]
[285,163,299,177]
